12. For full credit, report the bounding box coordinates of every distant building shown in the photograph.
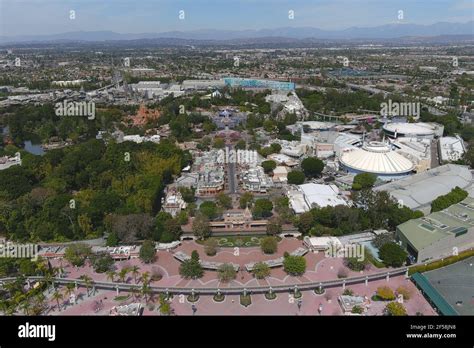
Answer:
[241,166,273,193]
[339,141,415,180]
[439,136,466,162]
[272,166,290,184]
[0,152,21,170]
[287,183,347,214]
[162,189,187,217]
[223,77,295,91]
[383,122,444,139]
[175,172,199,189]
[196,166,225,196]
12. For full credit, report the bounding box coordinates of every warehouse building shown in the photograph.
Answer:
[374,164,473,214]
[396,197,474,263]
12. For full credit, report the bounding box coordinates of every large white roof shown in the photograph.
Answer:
[340,142,414,174]
[374,164,473,212]
[383,122,438,135]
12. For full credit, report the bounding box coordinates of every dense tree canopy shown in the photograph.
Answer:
[0,139,188,243]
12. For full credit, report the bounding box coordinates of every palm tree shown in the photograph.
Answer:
[106,270,116,283]
[141,284,151,303]
[130,266,140,284]
[118,268,129,284]
[52,290,63,312]
[130,286,139,301]
[141,271,150,285]
[64,283,75,305]
[19,298,32,316]
[31,293,47,315]
[79,275,93,297]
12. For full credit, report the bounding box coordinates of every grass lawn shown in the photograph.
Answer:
[240,294,252,307]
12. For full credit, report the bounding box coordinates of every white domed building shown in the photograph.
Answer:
[339,141,415,180]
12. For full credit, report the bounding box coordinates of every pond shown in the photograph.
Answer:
[1,126,45,156]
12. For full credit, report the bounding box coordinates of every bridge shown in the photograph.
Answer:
[0,267,408,295]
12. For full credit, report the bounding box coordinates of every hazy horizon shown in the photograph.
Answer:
[0,0,473,37]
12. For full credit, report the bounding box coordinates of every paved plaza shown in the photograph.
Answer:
[43,238,437,316]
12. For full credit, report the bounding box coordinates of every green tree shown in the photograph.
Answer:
[301,157,324,178]
[64,244,92,267]
[261,160,277,174]
[252,199,273,219]
[287,170,305,185]
[431,186,468,212]
[216,192,232,209]
[139,240,156,264]
[283,255,306,276]
[199,201,219,220]
[106,232,120,246]
[179,250,203,279]
[379,242,407,267]
[239,192,254,209]
[352,173,377,190]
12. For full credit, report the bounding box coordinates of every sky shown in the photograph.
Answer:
[0,0,473,36]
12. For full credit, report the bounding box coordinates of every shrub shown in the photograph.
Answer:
[376,286,395,301]
[217,263,236,282]
[344,257,368,272]
[204,239,218,256]
[260,236,278,254]
[385,302,407,316]
[337,268,348,279]
[91,253,114,273]
[252,262,271,279]
[431,186,468,213]
[351,305,364,314]
[396,286,412,300]
[342,288,354,296]
[283,255,306,276]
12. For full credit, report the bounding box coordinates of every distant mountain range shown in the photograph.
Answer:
[1,21,473,44]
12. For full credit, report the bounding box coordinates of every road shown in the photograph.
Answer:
[226,144,237,194]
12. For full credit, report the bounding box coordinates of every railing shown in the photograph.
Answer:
[0,267,408,295]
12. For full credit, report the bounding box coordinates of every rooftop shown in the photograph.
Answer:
[375,164,473,211]
[397,196,474,251]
